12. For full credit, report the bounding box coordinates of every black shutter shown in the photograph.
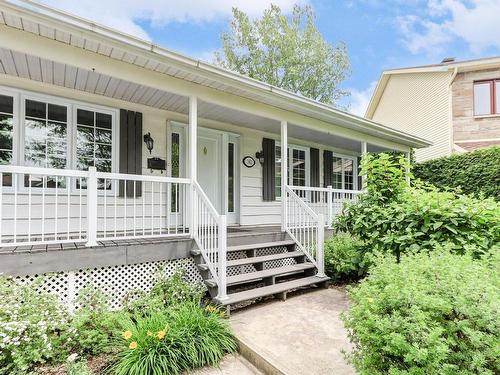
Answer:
[262,138,276,201]
[119,109,143,197]
[323,150,333,187]
[357,156,362,190]
[310,148,320,202]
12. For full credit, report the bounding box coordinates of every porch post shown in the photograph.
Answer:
[281,120,288,232]
[361,141,367,190]
[85,166,98,247]
[189,96,197,237]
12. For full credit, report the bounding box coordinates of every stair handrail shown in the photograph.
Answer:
[284,186,325,277]
[192,181,228,301]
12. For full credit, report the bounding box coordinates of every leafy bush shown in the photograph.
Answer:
[125,268,205,315]
[324,232,368,282]
[111,302,237,375]
[335,153,500,260]
[67,360,93,375]
[342,250,500,375]
[0,276,73,374]
[414,146,500,201]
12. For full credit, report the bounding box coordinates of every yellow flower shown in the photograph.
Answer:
[122,330,133,340]
[205,305,218,313]
[129,341,138,350]
[367,297,374,304]
[157,330,166,340]
[147,331,153,337]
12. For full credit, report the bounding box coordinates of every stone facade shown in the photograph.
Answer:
[451,68,500,151]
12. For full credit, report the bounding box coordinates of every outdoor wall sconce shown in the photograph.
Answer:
[255,151,265,165]
[143,132,154,154]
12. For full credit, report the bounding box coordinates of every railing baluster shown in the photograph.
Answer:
[28,175,32,242]
[13,173,17,243]
[66,176,70,240]
[54,176,58,241]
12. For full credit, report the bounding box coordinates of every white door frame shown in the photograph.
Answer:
[167,122,240,224]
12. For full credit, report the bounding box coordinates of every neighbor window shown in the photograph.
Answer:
[473,80,500,116]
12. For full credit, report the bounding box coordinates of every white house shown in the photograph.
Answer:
[0,0,430,309]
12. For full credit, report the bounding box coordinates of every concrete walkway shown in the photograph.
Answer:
[189,354,263,374]
[230,287,356,375]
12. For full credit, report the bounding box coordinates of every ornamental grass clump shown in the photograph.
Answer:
[342,250,500,375]
[111,302,237,375]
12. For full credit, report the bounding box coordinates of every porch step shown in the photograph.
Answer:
[204,263,315,288]
[215,275,330,306]
[190,240,295,257]
[227,251,304,267]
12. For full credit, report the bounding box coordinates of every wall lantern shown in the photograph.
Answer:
[255,151,265,165]
[143,132,154,154]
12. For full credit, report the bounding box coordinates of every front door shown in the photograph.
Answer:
[197,129,222,213]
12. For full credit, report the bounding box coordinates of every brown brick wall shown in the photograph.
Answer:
[451,69,500,151]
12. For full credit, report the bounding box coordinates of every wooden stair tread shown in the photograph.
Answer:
[216,276,330,305]
[227,251,304,267]
[205,263,315,287]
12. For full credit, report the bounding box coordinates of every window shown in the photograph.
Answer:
[76,108,113,173]
[332,156,342,189]
[329,154,357,191]
[0,94,14,186]
[343,159,354,190]
[275,144,309,198]
[24,99,68,187]
[473,80,500,116]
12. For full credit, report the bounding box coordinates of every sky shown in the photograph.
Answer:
[37,0,500,116]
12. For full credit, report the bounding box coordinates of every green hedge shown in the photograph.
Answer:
[413,146,500,200]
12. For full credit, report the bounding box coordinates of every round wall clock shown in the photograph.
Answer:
[242,156,256,168]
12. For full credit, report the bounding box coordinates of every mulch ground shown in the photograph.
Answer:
[37,354,112,375]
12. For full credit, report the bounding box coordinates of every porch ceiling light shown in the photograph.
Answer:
[143,132,154,154]
[255,151,265,165]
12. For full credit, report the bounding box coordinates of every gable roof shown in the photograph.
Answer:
[366,56,500,118]
[0,0,431,148]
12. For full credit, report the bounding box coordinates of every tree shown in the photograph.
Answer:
[214,4,350,106]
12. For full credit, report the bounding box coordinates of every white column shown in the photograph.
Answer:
[281,120,288,232]
[361,141,367,190]
[189,96,197,237]
[85,166,98,247]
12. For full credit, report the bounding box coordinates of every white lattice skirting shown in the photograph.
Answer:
[15,257,203,310]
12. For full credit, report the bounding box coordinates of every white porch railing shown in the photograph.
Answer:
[284,186,325,277]
[192,181,227,301]
[290,186,362,227]
[0,165,191,247]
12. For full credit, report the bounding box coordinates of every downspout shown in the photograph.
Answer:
[448,67,458,155]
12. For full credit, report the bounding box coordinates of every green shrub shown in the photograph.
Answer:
[67,360,93,375]
[413,146,500,201]
[342,250,500,375]
[335,153,500,260]
[0,276,73,374]
[110,302,237,375]
[125,268,205,315]
[324,232,368,282]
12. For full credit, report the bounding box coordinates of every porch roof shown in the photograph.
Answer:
[0,0,431,150]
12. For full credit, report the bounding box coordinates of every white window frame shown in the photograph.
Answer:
[329,151,358,191]
[275,143,310,199]
[0,85,119,193]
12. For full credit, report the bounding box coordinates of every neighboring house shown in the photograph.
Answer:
[0,1,429,309]
[366,56,500,162]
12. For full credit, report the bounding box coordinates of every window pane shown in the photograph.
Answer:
[96,112,112,129]
[343,159,354,190]
[95,144,112,160]
[95,128,112,144]
[47,121,66,139]
[0,114,13,132]
[0,150,12,165]
[228,142,234,212]
[292,149,306,187]
[0,95,13,114]
[0,131,12,150]
[77,142,94,159]
[275,145,281,198]
[474,82,492,115]
[48,104,67,122]
[77,125,94,143]
[25,119,47,138]
[496,81,500,114]
[332,156,342,189]
[77,109,94,126]
[26,99,46,119]
[95,159,111,172]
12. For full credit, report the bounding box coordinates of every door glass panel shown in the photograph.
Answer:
[228,142,234,212]
[171,132,180,213]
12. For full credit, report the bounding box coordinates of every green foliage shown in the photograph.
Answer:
[110,303,237,375]
[67,361,93,375]
[342,250,500,375]
[413,146,500,201]
[71,287,126,356]
[335,153,500,260]
[125,268,205,315]
[324,232,368,282]
[215,4,350,106]
[0,276,73,374]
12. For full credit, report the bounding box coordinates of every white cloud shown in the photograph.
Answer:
[38,0,302,41]
[397,0,500,54]
[348,81,378,117]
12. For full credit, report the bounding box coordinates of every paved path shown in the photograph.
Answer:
[189,354,263,375]
[230,287,356,375]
